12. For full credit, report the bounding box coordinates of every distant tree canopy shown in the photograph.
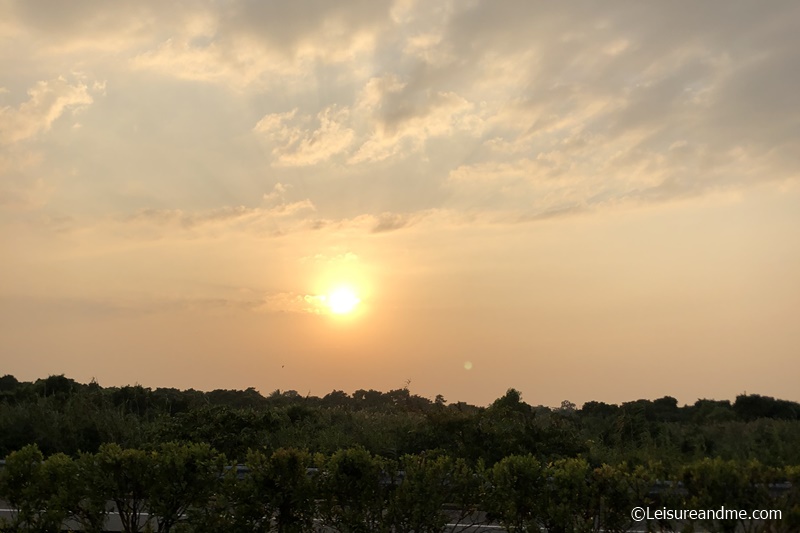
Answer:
[1,375,800,469]
[734,393,800,421]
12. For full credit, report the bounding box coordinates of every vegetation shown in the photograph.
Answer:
[1,375,799,531]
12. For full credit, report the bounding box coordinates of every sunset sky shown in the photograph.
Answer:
[2,1,799,407]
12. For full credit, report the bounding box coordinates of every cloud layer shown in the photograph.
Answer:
[2,0,798,225]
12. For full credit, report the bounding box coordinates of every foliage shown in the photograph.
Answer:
[2,375,800,531]
[538,458,596,533]
[245,448,316,533]
[71,452,111,533]
[591,464,634,533]
[1,444,798,531]
[148,442,225,533]
[388,453,452,533]
[486,454,545,532]
[0,444,76,533]
[3,374,800,468]
[681,458,774,533]
[94,443,155,533]
[316,447,395,533]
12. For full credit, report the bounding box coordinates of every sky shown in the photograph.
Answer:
[1,1,799,407]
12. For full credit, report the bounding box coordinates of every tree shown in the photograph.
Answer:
[388,453,452,533]
[182,464,263,533]
[34,374,77,398]
[71,452,112,533]
[317,447,395,533]
[245,448,316,533]
[148,442,225,533]
[538,458,595,533]
[682,458,773,533]
[0,374,19,393]
[0,444,76,533]
[591,464,635,533]
[486,454,545,532]
[95,443,155,533]
[447,458,489,533]
[734,394,800,421]
[624,461,669,533]
[771,464,800,533]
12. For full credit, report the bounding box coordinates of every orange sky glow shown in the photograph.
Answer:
[1,1,799,406]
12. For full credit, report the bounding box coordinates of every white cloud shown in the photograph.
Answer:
[132,35,292,88]
[254,106,355,166]
[247,291,327,315]
[0,77,93,144]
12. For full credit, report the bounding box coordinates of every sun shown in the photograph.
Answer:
[326,287,360,315]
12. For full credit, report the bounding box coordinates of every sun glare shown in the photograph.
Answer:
[326,287,360,315]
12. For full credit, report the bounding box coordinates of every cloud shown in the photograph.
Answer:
[0,291,328,319]
[4,0,163,53]
[301,251,359,264]
[0,178,54,210]
[2,0,798,227]
[254,107,355,166]
[252,79,483,166]
[0,77,93,144]
[119,184,319,233]
[446,131,773,218]
[128,1,392,88]
[262,182,289,203]
[371,212,411,233]
[117,197,317,240]
[349,76,484,163]
[237,291,325,315]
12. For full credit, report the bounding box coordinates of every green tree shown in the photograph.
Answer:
[0,444,76,533]
[536,458,596,533]
[590,464,634,533]
[70,452,111,533]
[317,447,395,533]
[447,458,488,532]
[148,442,224,533]
[95,443,155,533]
[388,453,452,533]
[486,454,544,532]
[246,448,316,533]
[770,464,800,533]
[625,461,670,533]
[182,465,263,533]
[682,458,773,533]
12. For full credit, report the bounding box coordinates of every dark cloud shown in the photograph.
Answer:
[371,212,409,233]
[517,204,589,223]
[223,0,393,54]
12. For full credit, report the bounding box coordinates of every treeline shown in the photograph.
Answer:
[2,443,798,533]
[2,375,800,468]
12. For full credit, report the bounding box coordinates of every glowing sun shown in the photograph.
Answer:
[326,287,360,315]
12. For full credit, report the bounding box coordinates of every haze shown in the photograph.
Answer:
[1,1,799,406]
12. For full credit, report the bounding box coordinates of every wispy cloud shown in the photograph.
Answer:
[0,77,93,144]
[254,107,355,166]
